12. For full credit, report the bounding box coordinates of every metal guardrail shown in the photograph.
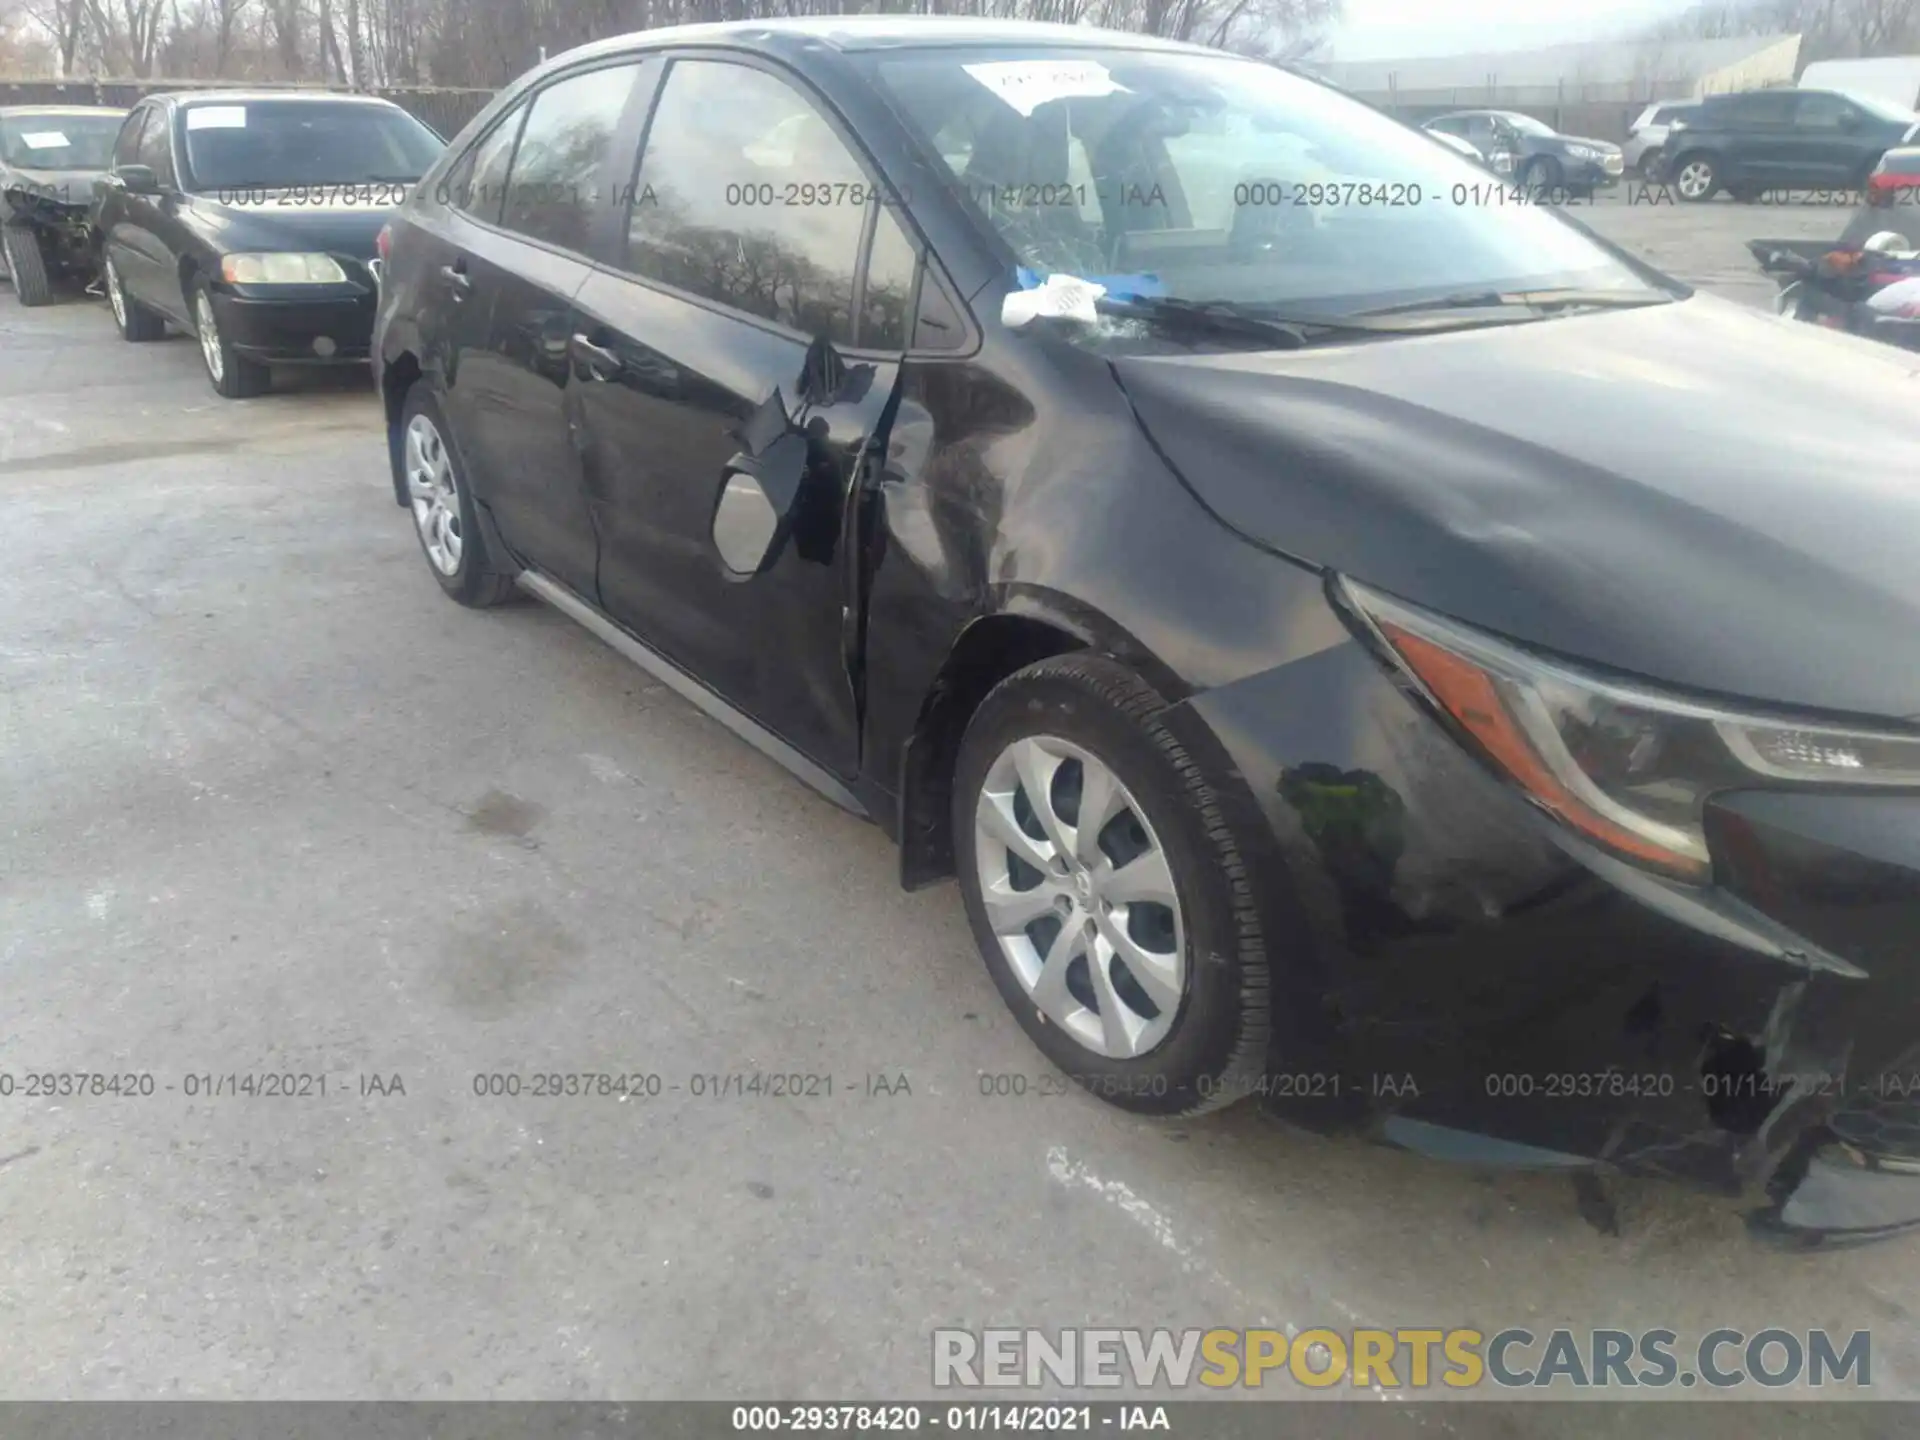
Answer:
[0,78,496,141]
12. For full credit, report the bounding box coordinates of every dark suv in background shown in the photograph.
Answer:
[1660,87,1920,200]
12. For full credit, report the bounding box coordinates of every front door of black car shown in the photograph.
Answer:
[1787,93,1872,187]
[103,105,184,319]
[438,60,648,601]
[1723,91,1797,186]
[572,56,916,777]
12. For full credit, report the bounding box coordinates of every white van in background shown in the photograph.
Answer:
[1800,57,1920,110]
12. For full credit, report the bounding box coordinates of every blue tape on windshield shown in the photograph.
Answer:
[1014,266,1165,298]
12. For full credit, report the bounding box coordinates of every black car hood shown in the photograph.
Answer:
[1113,294,1920,722]
[187,191,394,260]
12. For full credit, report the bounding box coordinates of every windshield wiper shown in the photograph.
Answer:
[1096,294,1577,345]
[1096,296,1311,348]
[1094,295,1450,348]
[1358,288,1673,317]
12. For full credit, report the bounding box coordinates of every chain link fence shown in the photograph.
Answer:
[0,78,496,141]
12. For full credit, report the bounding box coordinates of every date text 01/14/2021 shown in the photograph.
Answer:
[729,1404,1172,1432]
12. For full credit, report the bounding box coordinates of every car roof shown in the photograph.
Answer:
[152,89,405,108]
[0,105,127,117]
[547,16,1221,67]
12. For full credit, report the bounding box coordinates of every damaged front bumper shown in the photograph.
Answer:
[0,187,98,273]
[1169,631,1920,1246]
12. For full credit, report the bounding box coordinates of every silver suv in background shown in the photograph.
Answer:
[1625,100,1699,179]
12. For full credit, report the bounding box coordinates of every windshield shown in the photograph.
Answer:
[0,112,122,170]
[867,49,1664,320]
[179,101,443,190]
[1842,90,1920,124]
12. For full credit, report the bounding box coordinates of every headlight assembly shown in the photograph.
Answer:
[1340,578,1920,883]
[220,252,348,284]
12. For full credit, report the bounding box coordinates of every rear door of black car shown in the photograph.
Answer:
[570,52,921,777]
[1788,92,1879,187]
[435,59,652,601]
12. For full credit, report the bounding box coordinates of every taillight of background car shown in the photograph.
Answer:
[1869,148,1920,199]
[376,223,392,261]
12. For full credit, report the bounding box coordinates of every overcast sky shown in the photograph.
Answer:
[1326,0,1694,60]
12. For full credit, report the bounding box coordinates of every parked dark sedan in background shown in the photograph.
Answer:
[0,105,125,305]
[376,17,1920,1244]
[93,90,443,396]
[1660,87,1920,200]
[1424,108,1622,193]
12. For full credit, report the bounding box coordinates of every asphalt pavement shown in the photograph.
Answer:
[1,197,1915,1428]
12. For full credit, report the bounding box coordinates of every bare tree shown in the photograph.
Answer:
[20,0,90,73]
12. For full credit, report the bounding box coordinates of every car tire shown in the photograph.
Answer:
[2,223,53,307]
[952,654,1271,1118]
[1520,155,1562,197]
[191,276,269,398]
[103,253,165,341]
[1637,148,1663,181]
[1671,153,1719,202]
[398,383,518,608]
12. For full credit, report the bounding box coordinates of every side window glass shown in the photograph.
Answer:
[113,109,150,168]
[135,108,172,179]
[861,205,918,350]
[627,60,872,342]
[501,64,639,252]
[1736,94,1793,127]
[1795,95,1848,130]
[446,102,525,225]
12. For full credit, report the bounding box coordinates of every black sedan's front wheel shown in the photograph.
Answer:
[192,278,270,398]
[954,655,1271,1117]
[1,223,53,307]
[1670,153,1719,202]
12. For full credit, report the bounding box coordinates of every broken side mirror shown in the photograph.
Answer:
[711,385,809,579]
[798,333,847,408]
[116,164,161,197]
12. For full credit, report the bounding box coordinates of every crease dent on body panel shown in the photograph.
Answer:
[845,360,908,759]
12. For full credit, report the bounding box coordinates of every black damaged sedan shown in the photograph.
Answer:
[373,18,1920,1243]
[95,90,443,397]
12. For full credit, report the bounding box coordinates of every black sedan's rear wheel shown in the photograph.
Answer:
[2,223,53,307]
[398,383,518,608]
[953,655,1271,1117]
[103,252,165,341]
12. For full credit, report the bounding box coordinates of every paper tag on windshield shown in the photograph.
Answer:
[1002,273,1107,329]
[19,132,70,150]
[963,60,1126,118]
[186,106,247,130]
